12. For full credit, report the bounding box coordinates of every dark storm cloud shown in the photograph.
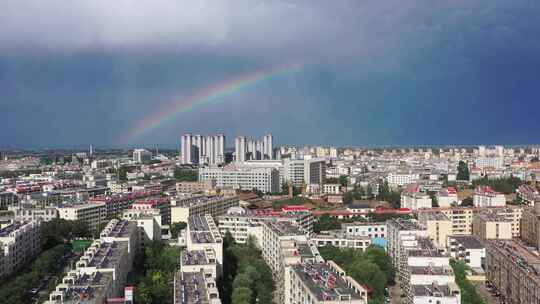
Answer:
[1,1,540,147]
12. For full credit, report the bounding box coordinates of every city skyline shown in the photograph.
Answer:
[1,1,540,148]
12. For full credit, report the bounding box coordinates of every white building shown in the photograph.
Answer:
[217,207,313,245]
[9,205,58,222]
[181,133,226,165]
[0,221,41,278]
[447,235,485,269]
[199,165,280,193]
[473,186,506,207]
[235,134,274,163]
[475,157,504,169]
[282,158,326,186]
[133,148,152,163]
[386,172,420,187]
[289,261,368,304]
[170,194,239,224]
[342,222,387,239]
[56,202,107,231]
[436,187,459,208]
[45,219,140,304]
[401,184,432,210]
[310,231,372,251]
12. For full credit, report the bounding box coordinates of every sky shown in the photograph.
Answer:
[1,0,540,148]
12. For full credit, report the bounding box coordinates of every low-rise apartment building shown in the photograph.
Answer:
[436,187,458,208]
[447,235,485,269]
[417,205,523,237]
[261,220,323,303]
[310,231,372,251]
[176,180,216,194]
[516,184,540,206]
[521,205,540,249]
[472,212,512,241]
[9,205,58,222]
[485,240,540,304]
[217,207,313,245]
[56,201,107,232]
[341,222,387,239]
[289,261,368,304]
[171,195,239,224]
[417,211,452,249]
[199,165,280,193]
[473,186,506,207]
[0,221,41,278]
[401,184,432,210]
[45,219,140,304]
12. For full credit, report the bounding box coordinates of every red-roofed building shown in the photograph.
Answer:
[473,186,506,207]
[437,187,459,208]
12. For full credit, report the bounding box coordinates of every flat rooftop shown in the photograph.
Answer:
[342,221,386,227]
[175,195,235,208]
[182,250,210,266]
[100,220,138,238]
[409,265,454,276]
[292,263,362,301]
[266,220,303,236]
[476,212,510,222]
[175,272,210,304]
[312,231,371,240]
[449,235,484,249]
[412,283,460,297]
[189,215,220,244]
[54,271,113,303]
[0,221,29,237]
[407,238,444,257]
[388,218,422,231]
[487,240,540,283]
[86,241,128,269]
[420,211,450,221]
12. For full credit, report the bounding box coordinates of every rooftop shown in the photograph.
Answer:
[182,250,210,266]
[189,215,221,244]
[412,283,460,297]
[266,220,303,236]
[409,265,454,276]
[419,211,450,222]
[175,272,213,304]
[476,212,510,222]
[174,195,236,208]
[449,235,484,249]
[52,272,113,303]
[84,241,128,269]
[100,220,138,238]
[0,221,32,237]
[487,240,540,284]
[388,218,422,231]
[292,263,362,301]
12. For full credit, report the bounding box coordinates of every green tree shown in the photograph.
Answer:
[173,168,198,182]
[170,222,187,239]
[313,214,342,233]
[428,191,439,208]
[339,175,349,187]
[461,197,474,207]
[450,260,487,304]
[457,161,470,181]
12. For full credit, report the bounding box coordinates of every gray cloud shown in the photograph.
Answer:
[3,0,526,67]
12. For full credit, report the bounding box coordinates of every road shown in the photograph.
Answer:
[474,282,504,304]
[389,280,403,304]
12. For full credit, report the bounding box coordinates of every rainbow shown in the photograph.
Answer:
[123,62,303,143]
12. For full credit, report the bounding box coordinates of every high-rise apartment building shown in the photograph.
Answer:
[235,133,274,163]
[181,133,225,165]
